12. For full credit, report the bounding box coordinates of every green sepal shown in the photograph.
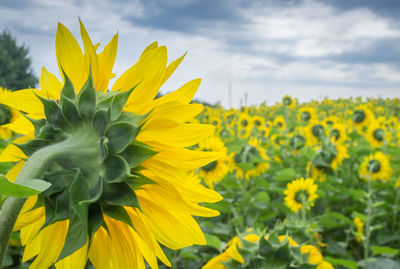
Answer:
[60,96,82,124]
[14,139,51,156]
[102,182,140,208]
[117,111,149,127]
[35,95,69,129]
[92,109,109,136]
[120,141,157,168]
[104,154,130,183]
[23,115,46,137]
[99,137,109,162]
[259,236,275,258]
[101,204,134,229]
[88,203,104,241]
[0,175,51,198]
[60,68,76,100]
[274,241,290,261]
[57,213,87,262]
[109,87,135,122]
[80,177,103,204]
[29,194,45,211]
[57,170,89,261]
[37,124,65,142]
[106,122,140,154]
[42,191,70,228]
[77,74,96,121]
[125,173,156,190]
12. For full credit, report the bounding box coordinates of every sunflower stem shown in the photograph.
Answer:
[363,176,373,269]
[301,194,307,224]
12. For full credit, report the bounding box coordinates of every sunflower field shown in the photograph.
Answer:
[0,21,400,269]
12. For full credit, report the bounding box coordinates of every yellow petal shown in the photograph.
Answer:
[56,23,87,91]
[160,52,187,85]
[97,33,118,91]
[40,67,62,100]
[0,89,43,114]
[156,78,201,105]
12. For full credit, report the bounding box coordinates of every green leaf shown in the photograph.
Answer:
[0,175,51,198]
[69,170,89,221]
[204,233,221,251]
[253,191,270,210]
[102,182,139,208]
[42,191,70,228]
[276,168,296,182]
[371,246,399,257]
[77,74,96,120]
[274,242,290,260]
[106,122,140,154]
[104,154,130,183]
[120,142,157,168]
[236,162,256,170]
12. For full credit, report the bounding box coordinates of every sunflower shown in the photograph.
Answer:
[251,115,265,130]
[366,121,391,148]
[273,115,286,131]
[329,122,347,144]
[284,177,318,213]
[0,88,21,140]
[353,105,374,131]
[231,138,269,180]
[299,107,317,123]
[197,136,229,188]
[282,95,295,108]
[305,121,327,146]
[237,113,252,139]
[353,216,365,242]
[359,151,392,181]
[0,21,224,268]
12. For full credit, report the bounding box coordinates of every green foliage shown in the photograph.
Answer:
[0,30,38,90]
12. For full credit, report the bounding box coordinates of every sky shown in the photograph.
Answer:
[1,0,400,107]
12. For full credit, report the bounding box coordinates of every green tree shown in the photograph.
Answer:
[0,30,38,90]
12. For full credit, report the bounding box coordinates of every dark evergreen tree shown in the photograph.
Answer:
[0,30,38,90]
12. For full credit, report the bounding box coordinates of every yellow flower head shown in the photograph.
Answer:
[353,216,365,242]
[299,107,317,123]
[366,121,391,148]
[273,115,286,131]
[284,177,318,213]
[359,151,392,181]
[282,95,295,108]
[353,105,374,130]
[0,87,20,140]
[0,21,224,269]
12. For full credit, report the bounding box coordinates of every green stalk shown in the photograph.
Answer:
[0,128,99,266]
[363,176,373,269]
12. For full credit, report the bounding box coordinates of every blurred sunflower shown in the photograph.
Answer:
[329,122,347,144]
[273,115,286,131]
[0,21,224,269]
[284,177,318,213]
[282,94,295,108]
[366,121,390,148]
[305,121,327,146]
[251,115,265,130]
[359,151,392,181]
[197,135,229,188]
[237,113,252,139]
[353,105,374,131]
[353,216,365,242]
[299,107,316,123]
[0,88,20,140]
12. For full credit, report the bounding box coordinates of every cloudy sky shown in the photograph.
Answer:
[1,0,400,107]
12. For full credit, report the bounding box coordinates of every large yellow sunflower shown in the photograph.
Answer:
[0,21,223,269]
[366,121,391,148]
[284,177,318,213]
[359,151,392,181]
